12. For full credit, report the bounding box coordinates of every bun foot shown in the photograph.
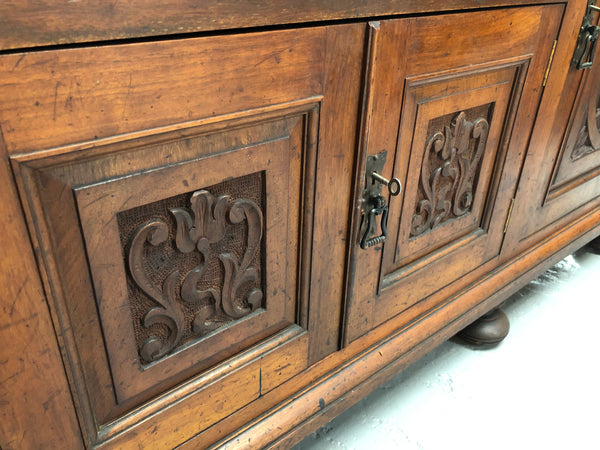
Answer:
[456,308,509,346]
[587,236,600,254]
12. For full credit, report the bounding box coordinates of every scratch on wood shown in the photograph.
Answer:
[13,54,25,70]
[0,312,39,332]
[53,82,61,121]
[10,277,28,316]
[0,366,25,384]
[80,192,112,209]
[123,73,133,120]
[42,389,60,412]
[277,362,291,371]
[119,193,135,213]
[254,48,287,67]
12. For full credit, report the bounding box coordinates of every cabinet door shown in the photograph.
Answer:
[345,6,563,343]
[3,24,364,447]
[505,6,600,254]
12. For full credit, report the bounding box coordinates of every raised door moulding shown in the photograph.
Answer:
[386,63,522,278]
[11,102,320,443]
[546,78,600,199]
[365,60,528,335]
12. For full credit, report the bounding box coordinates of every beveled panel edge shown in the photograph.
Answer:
[9,96,324,163]
[384,56,531,269]
[546,89,600,199]
[74,138,293,409]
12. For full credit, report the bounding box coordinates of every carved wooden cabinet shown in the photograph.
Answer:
[1,1,600,449]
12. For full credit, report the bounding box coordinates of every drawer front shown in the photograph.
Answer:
[345,6,563,343]
[6,24,364,446]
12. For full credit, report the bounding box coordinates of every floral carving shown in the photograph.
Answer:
[172,192,263,333]
[127,189,264,363]
[411,111,490,237]
[570,94,600,161]
[129,220,186,362]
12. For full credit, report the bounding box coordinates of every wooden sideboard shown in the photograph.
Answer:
[1,1,599,448]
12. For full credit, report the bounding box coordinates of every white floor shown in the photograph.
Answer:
[295,246,600,450]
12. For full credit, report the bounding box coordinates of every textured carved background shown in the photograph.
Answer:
[411,104,493,237]
[117,172,265,364]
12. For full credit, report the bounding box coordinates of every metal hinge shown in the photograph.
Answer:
[542,40,558,87]
[504,198,515,234]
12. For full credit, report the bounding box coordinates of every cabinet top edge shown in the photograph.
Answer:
[0,0,573,52]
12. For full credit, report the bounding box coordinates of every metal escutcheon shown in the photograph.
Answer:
[359,151,402,249]
[573,2,600,70]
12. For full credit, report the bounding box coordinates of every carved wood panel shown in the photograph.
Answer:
[117,174,265,364]
[384,66,519,279]
[570,93,600,161]
[4,20,365,447]
[411,107,492,238]
[12,103,319,439]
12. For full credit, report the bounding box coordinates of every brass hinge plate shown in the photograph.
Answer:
[504,198,515,234]
[543,40,558,87]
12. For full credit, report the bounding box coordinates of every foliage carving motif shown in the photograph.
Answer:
[128,189,264,363]
[570,93,600,161]
[411,111,490,237]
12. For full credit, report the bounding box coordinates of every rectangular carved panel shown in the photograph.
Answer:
[410,104,494,238]
[568,93,600,161]
[384,64,520,280]
[5,21,364,447]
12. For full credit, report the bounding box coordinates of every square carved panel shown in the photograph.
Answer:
[115,173,266,365]
[12,102,319,438]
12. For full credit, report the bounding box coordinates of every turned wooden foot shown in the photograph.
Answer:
[587,236,600,254]
[456,308,510,346]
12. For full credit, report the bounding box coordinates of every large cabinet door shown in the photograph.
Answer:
[2,24,364,447]
[345,6,563,343]
[505,4,600,254]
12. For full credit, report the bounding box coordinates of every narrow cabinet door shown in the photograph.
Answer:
[504,3,600,254]
[345,6,563,344]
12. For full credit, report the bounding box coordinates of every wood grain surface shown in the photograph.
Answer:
[0,0,566,51]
